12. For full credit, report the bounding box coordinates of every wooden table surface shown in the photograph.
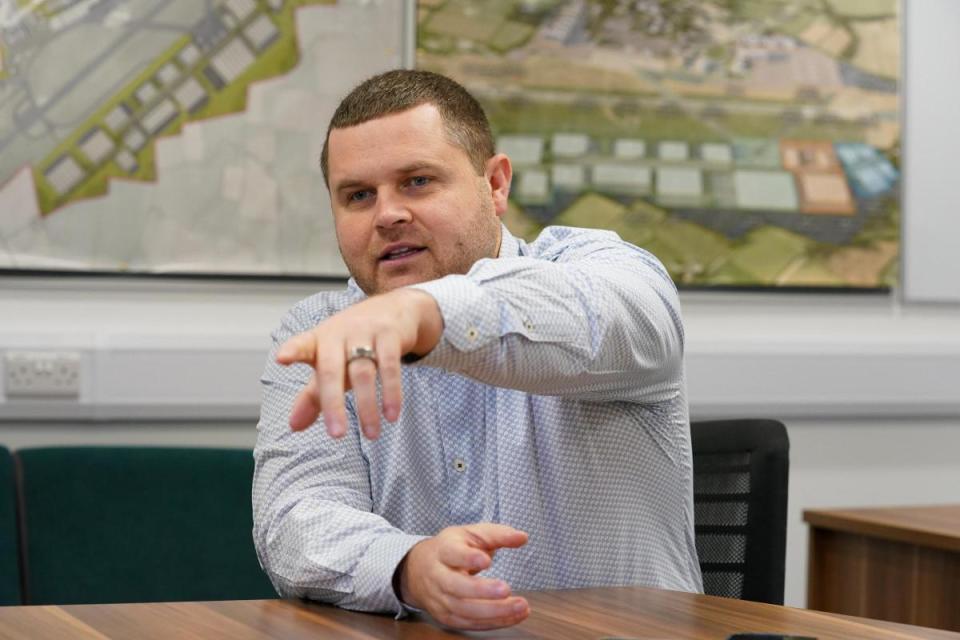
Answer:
[1,586,958,640]
[804,504,960,552]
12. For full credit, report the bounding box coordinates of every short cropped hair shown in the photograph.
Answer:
[320,69,494,184]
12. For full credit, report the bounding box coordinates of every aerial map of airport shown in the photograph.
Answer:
[0,0,899,288]
[418,0,900,288]
[0,0,404,275]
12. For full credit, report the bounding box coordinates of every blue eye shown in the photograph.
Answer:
[409,176,430,187]
[349,190,372,203]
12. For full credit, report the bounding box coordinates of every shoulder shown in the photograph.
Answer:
[526,226,668,275]
[526,225,623,257]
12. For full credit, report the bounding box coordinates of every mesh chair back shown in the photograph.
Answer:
[15,447,276,605]
[0,446,21,605]
[691,419,789,604]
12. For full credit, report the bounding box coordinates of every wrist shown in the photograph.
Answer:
[395,544,424,609]
[401,288,443,357]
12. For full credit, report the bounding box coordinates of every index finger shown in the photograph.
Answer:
[275,331,318,366]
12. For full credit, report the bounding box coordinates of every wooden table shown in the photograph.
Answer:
[1,586,957,639]
[805,504,960,632]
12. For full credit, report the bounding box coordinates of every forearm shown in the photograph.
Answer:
[254,492,426,612]
[408,241,684,402]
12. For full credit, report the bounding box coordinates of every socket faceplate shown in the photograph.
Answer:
[3,351,81,398]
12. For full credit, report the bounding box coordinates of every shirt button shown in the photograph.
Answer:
[453,458,467,473]
[466,328,479,341]
[523,318,534,330]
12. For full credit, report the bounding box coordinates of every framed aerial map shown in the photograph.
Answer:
[0,0,899,289]
[418,0,901,289]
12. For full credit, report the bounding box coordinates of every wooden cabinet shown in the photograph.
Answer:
[805,505,960,632]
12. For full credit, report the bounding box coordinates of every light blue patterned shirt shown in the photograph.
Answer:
[253,225,703,616]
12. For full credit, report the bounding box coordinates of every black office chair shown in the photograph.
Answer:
[690,419,789,605]
[0,446,21,605]
[14,447,277,605]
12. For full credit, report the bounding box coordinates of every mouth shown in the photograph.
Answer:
[379,245,427,263]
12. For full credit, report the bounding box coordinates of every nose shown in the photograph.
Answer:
[374,189,413,229]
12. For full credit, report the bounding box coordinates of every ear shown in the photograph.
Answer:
[484,153,512,217]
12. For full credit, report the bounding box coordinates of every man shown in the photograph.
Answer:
[252,69,702,631]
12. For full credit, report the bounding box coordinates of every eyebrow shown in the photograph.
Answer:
[334,162,443,195]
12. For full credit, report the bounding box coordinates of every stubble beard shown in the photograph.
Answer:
[348,186,501,296]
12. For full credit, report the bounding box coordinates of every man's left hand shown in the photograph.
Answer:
[275,288,443,439]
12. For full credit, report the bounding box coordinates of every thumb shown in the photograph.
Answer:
[463,523,529,551]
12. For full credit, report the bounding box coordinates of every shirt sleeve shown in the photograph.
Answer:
[407,227,684,404]
[251,302,427,616]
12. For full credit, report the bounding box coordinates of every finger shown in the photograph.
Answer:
[437,541,491,573]
[443,598,529,631]
[275,332,317,365]
[375,332,403,423]
[289,375,321,431]
[463,524,529,551]
[440,571,511,600]
[446,596,528,625]
[347,352,380,440]
[316,341,348,438]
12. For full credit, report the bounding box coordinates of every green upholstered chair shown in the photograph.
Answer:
[0,446,22,605]
[15,447,277,605]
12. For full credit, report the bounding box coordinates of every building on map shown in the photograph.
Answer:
[700,143,733,166]
[114,149,138,174]
[613,139,646,160]
[591,164,652,196]
[267,0,286,11]
[796,173,856,215]
[834,142,900,199]
[244,14,280,52]
[515,170,551,205]
[135,81,159,107]
[225,0,258,22]
[44,155,85,197]
[551,133,590,158]
[179,43,202,68]
[733,170,799,212]
[192,12,229,52]
[142,99,179,135]
[658,141,689,162]
[104,104,132,134]
[655,167,704,206]
[173,77,209,114]
[706,171,737,208]
[123,127,147,152]
[551,164,586,191]
[732,138,781,169]
[780,139,854,215]
[207,38,257,87]
[156,62,180,88]
[78,128,115,166]
[497,135,544,166]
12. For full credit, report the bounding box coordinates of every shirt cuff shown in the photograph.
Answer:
[405,276,499,369]
[352,532,429,617]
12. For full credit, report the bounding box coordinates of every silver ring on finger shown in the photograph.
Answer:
[346,345,378,366]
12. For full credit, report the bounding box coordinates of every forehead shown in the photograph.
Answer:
[326,104,471,181]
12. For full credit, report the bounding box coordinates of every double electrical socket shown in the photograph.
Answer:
[3,351,81,398]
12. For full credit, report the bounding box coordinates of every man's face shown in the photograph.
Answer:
[326,103,509,295]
